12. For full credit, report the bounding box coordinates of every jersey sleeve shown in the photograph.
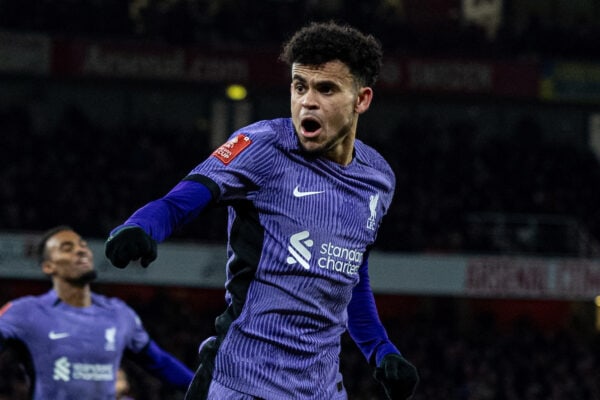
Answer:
[118,303,194,389]
[0,300,30,348]
[128,339,194,390]
[347,256,400,366]
[120,302,150,353]
[113,121,281,241]
[112,179,214,242]
[185,121,279,202]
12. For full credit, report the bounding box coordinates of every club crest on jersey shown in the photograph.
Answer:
[212,134,252,165]
[367,193,379,230]
[104,327,117,351]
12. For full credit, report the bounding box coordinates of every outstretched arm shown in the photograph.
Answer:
[105,178,217,268]
[127,339,194,391]
[112,178,217,242]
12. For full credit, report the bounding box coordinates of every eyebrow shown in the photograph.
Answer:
[58,238,86,249]
[292,74,306,83]
[292,74,339,89]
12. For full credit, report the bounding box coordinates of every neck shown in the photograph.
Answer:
[325,127,356,166]
[54,280,92,307]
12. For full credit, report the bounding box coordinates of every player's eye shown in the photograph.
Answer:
[318,84,335,95]
[60,243,75,253]
[294,83,306,93]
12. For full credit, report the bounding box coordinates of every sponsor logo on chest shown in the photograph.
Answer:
[50,327,118,382]
[52,356,114,382]
[286,230,363,276]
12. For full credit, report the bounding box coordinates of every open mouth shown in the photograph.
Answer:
[301,118,322,136]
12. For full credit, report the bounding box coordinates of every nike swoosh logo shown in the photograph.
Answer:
[48,331,70,340]
[293,185,325,198]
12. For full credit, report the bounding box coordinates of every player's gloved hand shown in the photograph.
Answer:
[105,226,157,268]
[374,353,419,400]
[184,336,219,400]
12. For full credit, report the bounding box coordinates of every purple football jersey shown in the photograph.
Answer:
[187,118,395,399]
[0,290,150,399]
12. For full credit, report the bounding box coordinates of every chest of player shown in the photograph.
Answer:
[260,161,384,240]
[253,160,386,283]
[33,306,126,364]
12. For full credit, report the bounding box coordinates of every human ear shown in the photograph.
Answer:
[355,87,373,114]
[41,260,54,275]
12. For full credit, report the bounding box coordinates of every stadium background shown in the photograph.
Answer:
[1,0,600,398]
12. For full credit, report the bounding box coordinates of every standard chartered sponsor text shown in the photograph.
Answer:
[72,363,113,381]
[317,242,362,275]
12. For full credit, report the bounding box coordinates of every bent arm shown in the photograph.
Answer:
[347,256,400,366]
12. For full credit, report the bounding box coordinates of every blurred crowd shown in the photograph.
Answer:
[374,114,600,255]
[2,0,600,61]
[2,283,599,399]
[0,104,222,243]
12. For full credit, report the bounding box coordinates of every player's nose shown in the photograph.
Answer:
[75,244,92,257]
[301,89,319,108]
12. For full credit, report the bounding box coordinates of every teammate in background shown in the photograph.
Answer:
[0,226,194,400]
[105,21,419,400]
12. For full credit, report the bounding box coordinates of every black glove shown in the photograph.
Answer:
[105,226,157,268]
[184,336,220,400]
[374,354,419,400]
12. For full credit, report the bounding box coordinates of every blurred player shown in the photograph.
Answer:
[105,21,418,399]
[0,226,194,399]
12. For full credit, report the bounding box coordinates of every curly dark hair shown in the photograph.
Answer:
[279,21,383,87]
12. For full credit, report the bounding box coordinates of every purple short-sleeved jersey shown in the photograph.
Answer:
[0,290,150,400]
[186,118,395,399]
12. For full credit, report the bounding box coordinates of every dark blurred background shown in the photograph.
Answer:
[1,0,600,399]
